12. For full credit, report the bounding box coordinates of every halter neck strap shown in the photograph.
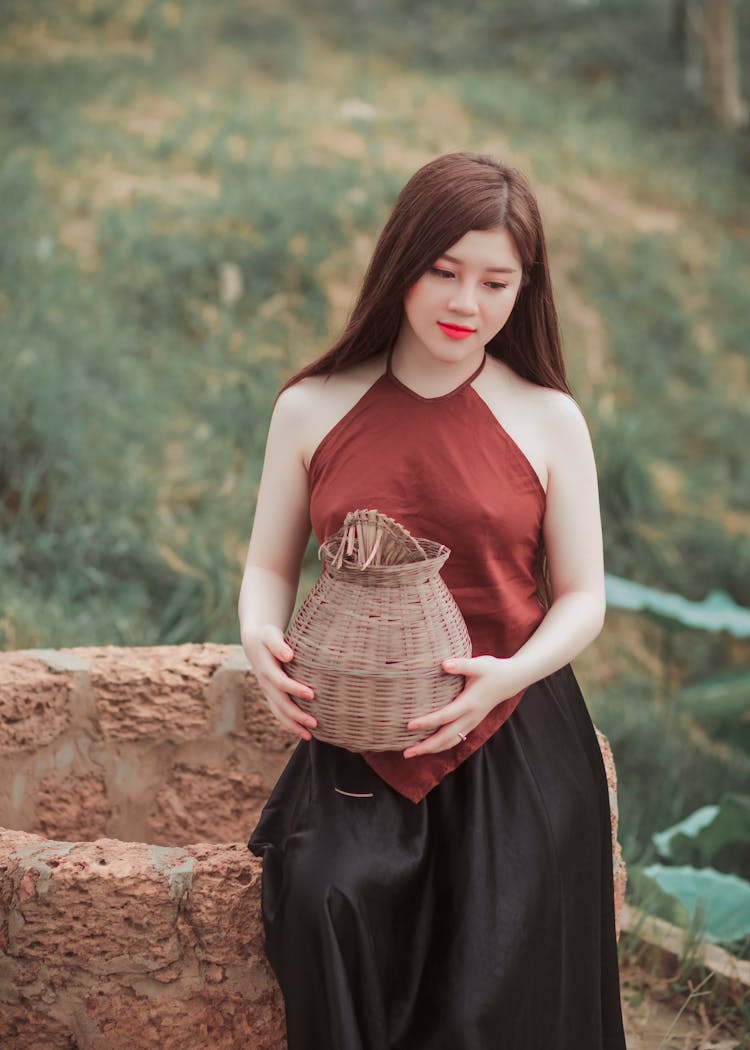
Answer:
[385,346,487,402]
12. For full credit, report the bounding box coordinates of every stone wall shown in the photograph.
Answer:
[0,645,293,845]
[0,645,626,1048]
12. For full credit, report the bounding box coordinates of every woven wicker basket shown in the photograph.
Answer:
[284,509,472,752]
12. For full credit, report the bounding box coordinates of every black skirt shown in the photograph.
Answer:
[247,663,627,1050]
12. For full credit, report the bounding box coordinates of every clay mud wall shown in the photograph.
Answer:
[0,644,626,1048]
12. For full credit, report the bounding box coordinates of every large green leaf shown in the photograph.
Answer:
[605,575,750,638]
[652,795,750,869]
[626,865,691,928]
[652,806,719,863]
[643,863,750,943]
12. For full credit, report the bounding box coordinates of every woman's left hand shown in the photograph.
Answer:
[402,655,521,758]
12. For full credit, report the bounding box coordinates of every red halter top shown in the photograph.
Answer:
[307,346,547,803]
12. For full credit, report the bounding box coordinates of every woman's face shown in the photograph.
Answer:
[400,226,524,362]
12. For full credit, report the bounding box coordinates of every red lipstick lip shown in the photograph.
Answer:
[437,321,475,340]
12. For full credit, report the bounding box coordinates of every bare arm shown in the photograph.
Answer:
[501,390,606,691]
[237,385,310,644]
[237,383,319,740]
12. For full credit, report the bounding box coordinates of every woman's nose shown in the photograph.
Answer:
[447,282,478,315]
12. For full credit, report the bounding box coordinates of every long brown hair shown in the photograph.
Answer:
[277,151,572,608]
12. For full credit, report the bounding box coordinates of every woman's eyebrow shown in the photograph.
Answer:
[440,252,519,274]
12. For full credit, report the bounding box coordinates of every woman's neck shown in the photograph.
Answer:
[388,330,486,399]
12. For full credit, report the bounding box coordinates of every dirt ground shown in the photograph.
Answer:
[621,961,744,1049]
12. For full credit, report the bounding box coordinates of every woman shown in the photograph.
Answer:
[239,151,627,1049]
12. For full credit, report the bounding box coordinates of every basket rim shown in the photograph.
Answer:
[318,537,451,571]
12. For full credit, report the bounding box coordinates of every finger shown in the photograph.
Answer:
[442,655,489,675]
[267,695,316,738]
[257,666,317,723]
[271,688,315,730]
[274,670,316,704]
[260,624,295,664]
[267,685,318,729]
[406,693,470,732]
[279,716,313,740]
[404,723,466,759]
[267,693,310,734]
[254,646,315,701]
[405,680,481,730]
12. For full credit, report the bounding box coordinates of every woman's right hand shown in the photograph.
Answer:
[242,624,318,741]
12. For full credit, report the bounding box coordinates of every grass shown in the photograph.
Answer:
[588,678,750,863]
[617,912,750,1046]
[0,14,745,612]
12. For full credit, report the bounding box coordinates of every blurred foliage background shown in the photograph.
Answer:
[1,0,749,1008]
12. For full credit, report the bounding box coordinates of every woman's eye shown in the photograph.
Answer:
[429,267,507,291]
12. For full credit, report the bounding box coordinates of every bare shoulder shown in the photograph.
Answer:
[271,375,317,420]
[277,355,384,411]
[275,355,388,471]
[487,356,590,436]
[535,385,591,434]
[531,385,597,483]
[477,357,593,492]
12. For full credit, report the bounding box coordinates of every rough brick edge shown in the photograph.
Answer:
[0,826,286,1049]
[596,728,627,942]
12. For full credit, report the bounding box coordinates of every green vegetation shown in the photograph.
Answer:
[2,0,747,642]
[2,1,749,1026]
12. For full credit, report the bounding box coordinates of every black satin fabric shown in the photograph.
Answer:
[247,663,627,1050]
